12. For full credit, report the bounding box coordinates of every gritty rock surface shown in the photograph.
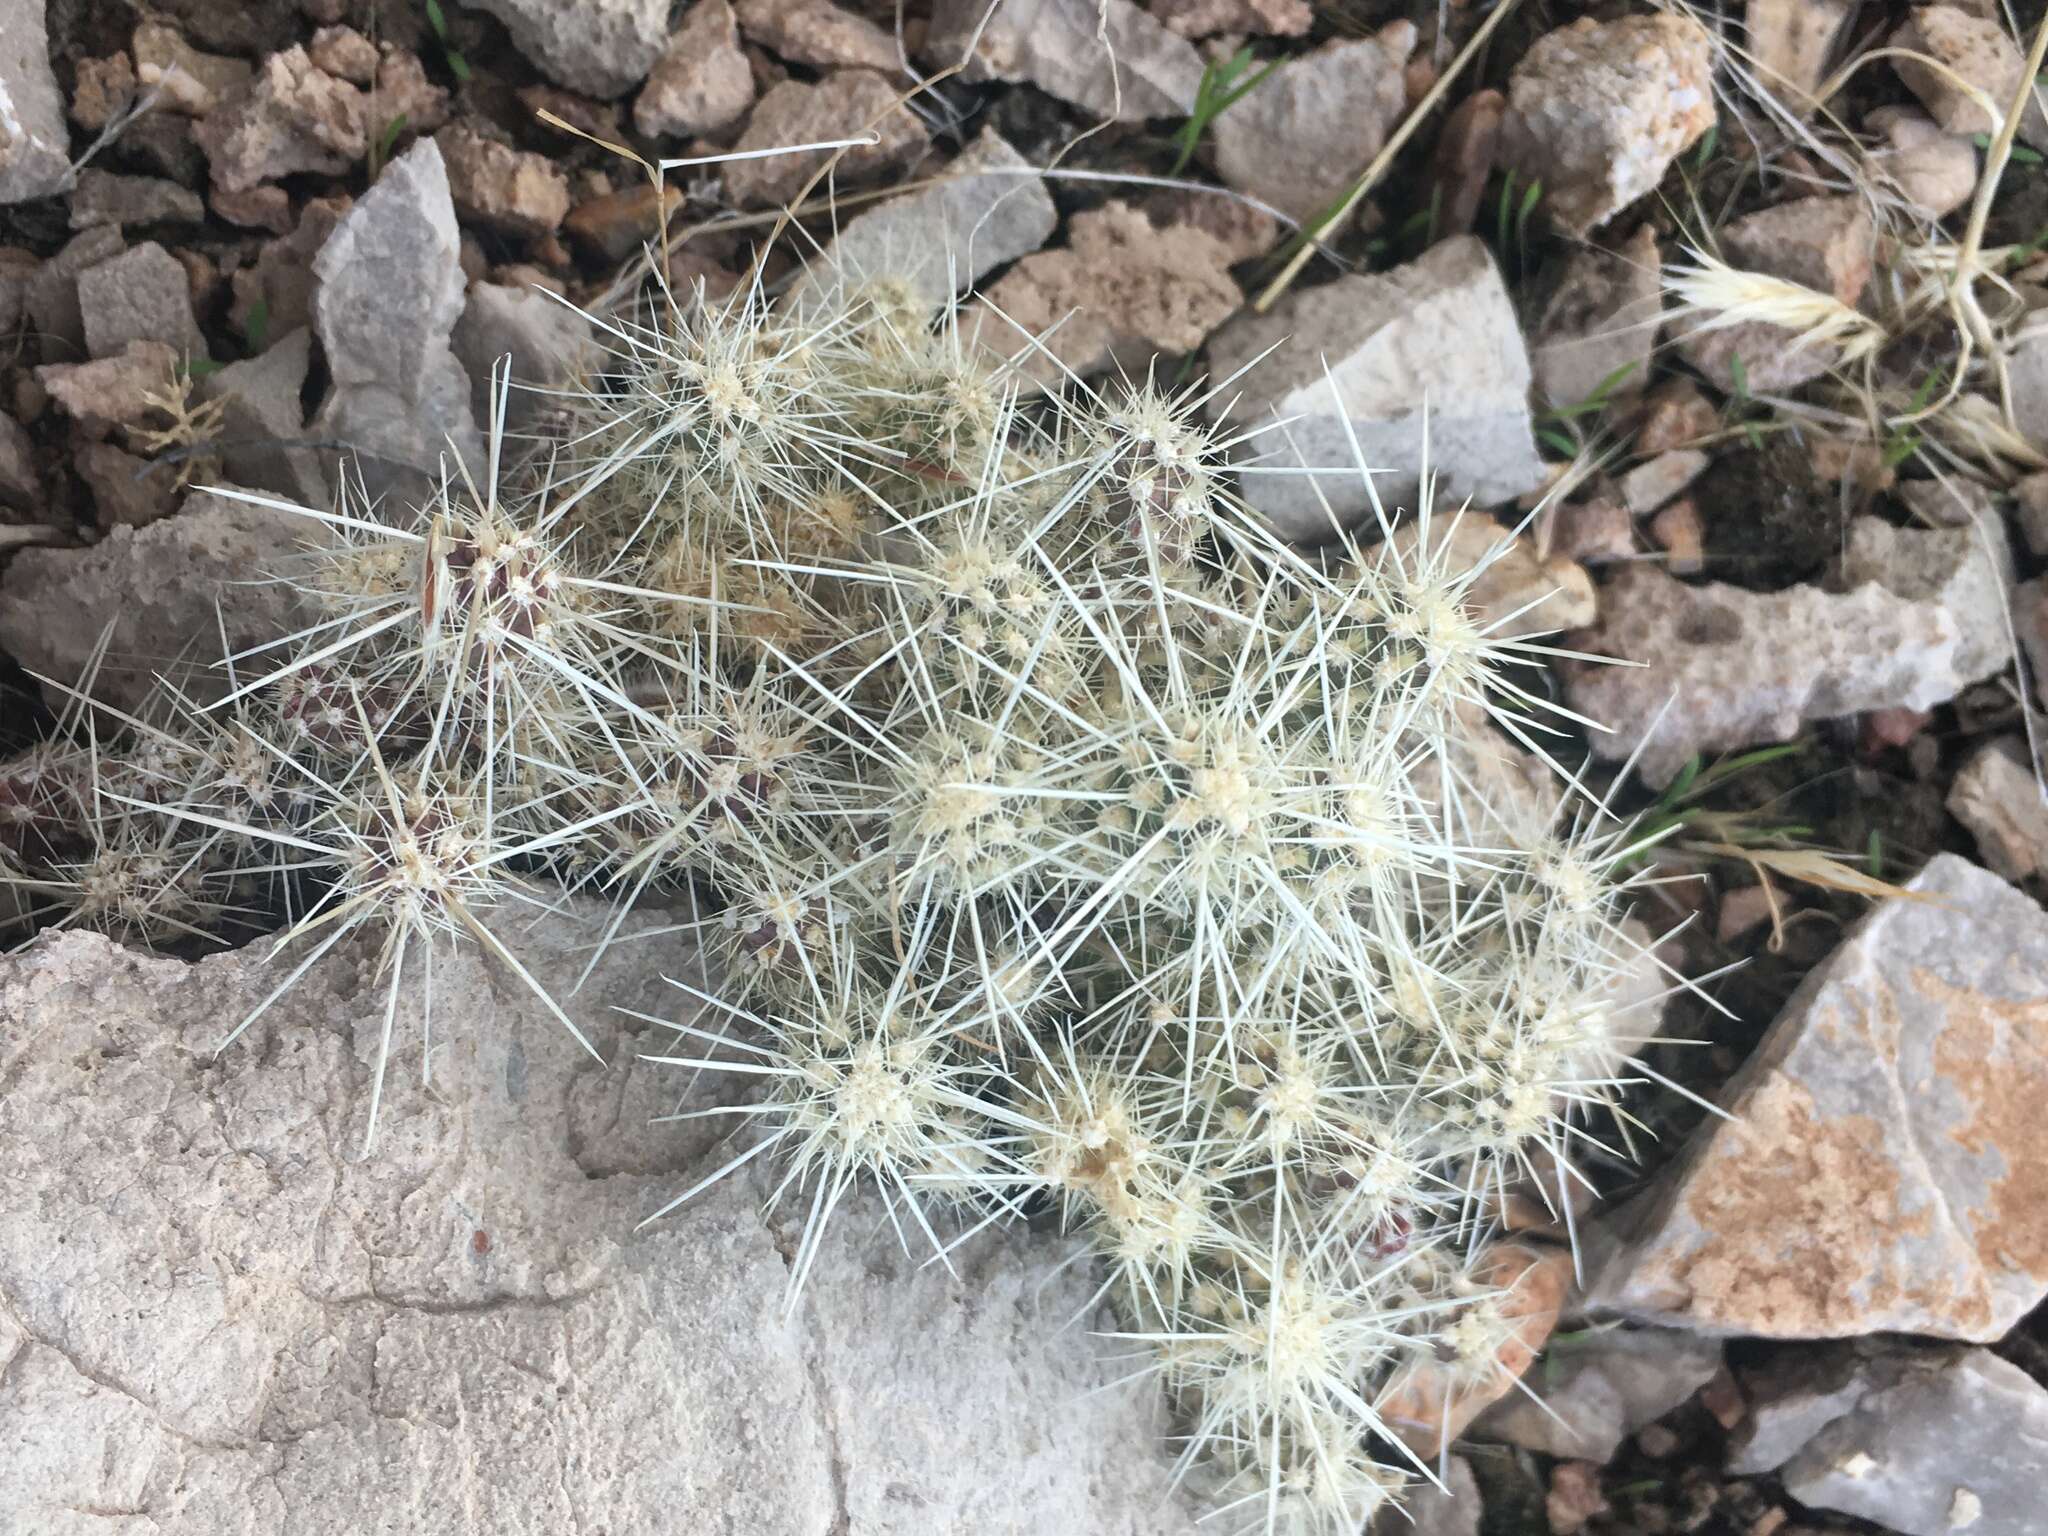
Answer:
[1867,106,1979,218]
[1587,853,2048,1341]
[1777,1348,2048,1536]
[470,0,671,98]
[927,0,1204,121]
[1745,0,1852,100]
[1373,1454,1480,1536]
[1568,511,2013,785]
[132,18,252,115]
[74,440,175,528]
[311,138,479,500]
[197,325,330,506]
[1203,235,1551,539]
[1619,448,1709,515]
[0,409,36,510]
[1947,736,2048,882]
[1501,14,1717,236]
[634,0,755,138]
[789,126,1056,313]
[0,0,70,203]
[36,338,177,438]
[722,70,928,209]
[194,45,368,193]
[1472,1328,1722,1461]
[27,225,125,363]
[1209,30,1412,224]
[1675,194,1875,393]
[1890,5,2025,136]
[434,121,571,238]
[0,484,315,712]
[452,282,596,432]
[967,198,1239,383]
[1147,0,1310,39]
[736,0,898,71]
[76,241,206,360]
[1530,223,1661,410]
[68,169,205,229]
[0,901,1204,1536]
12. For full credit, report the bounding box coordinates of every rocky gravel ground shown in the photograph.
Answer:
[5,0,2048,1534]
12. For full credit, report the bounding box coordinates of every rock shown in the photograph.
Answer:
[788,126,1055,313]
[0,244,33,336]
[1373,1454,1479,1536]
[1717,883,1776,943]
[927,0,1203,122]
[70,51,137,133]
[68,169,205,229]
[372,48,451,135]
[722,70,928,209]
[634,0,755,138]
[227,194,352,347]
[1620,449,1710,514]
[1636,378,1718,454]
[0,0,70,203]
[196,326,330,505]
[0,409,35,510]
[1435,89,1507,235]
[1771,1348,2048,1536]
[452,283,596,432]
[1553,498,1635,565]
[2010,328,2048,455]
[1545,1462,1609,1536]
[36,340,178,438]
[211,181,292,233]
[1202,235,1551,540]
[564,183,680,262]
[1745,0,1852,101]
[1137,187,1280,264]
[2017,472,2048,555]
[132,19,252,116]
[1375,1244,1573,1454]
[1530,223,1661,410]
[470,0,670,98]
[434,121,571,238]
[1894,473,1995,530]
[308,24,380,84]
[1146,0,1310,40]
[0,903,1203,1536]
[1588,853,2048,1341]
[1501,14,1717,237]
[1648,497,1704,574]
[1569,513,2014,785]
[967,199,1240,383]
[195,46,368,193]
[2018,576,2048,709]
[1947,737,2048,881]
[1675,194,1875,393]
[1867,106,1978,219]
[1208,30,1413,225]
[736,0,897,71]
[74,440,177,528]
[76,241,207,361]
[1890,6,2025,136]
[1472,1328,1722,1461]
[1386,513,1596,636]
[0,484,315,712]
[311,139,479,502]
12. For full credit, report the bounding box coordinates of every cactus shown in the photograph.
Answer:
[1,267,1666,1534]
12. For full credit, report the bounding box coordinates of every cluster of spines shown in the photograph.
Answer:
[0,264,1665,1534]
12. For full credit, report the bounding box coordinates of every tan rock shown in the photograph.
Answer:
[132,19,252,116]
[1385,513,1597,636]
[194,46,368,192]
[435,121,572,237]
[1866,106,1979,218]
[1588,853,2048,1341]
[1146,0,1309,38]
[735,0,898,70]
[635,0,756,139]
[1745,0,1852,101]
[1947,737,2048,881]
[1531,223,1661,411]
[35,340,179,439]
[308,24,380,84]
[1890,5,2025,136]
[721,70,926,208]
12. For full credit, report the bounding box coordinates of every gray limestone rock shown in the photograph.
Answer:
[76,241,207,360]
[469,0,670,98]
[1203,236,1551,539]
[1471,1327,1722,1461]
[0,0,70,203]
[197,325,331,506]
[452,282,597,433]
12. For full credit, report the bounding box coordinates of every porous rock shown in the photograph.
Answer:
[1202,235,1551,539]
[0,901,1203,1536]
[927,0,1203,122]
[68,168,205,229]
[434,120,572,238]
[1208,29,1413,225]
[1147,0,1310,40]
[966,199,1240,383]
[633,0,754,139]
[1529,223,1661,411]
[1471,1327,1722,1461]
[74,440,176,528]
[1587,853,2048,1342]
[736,0,898,71]
[1947,736,2048,882]
[788,126,1056,313]
[1866,106,1979,219]
[76,240,207,360]
[311,138,479,500]
[1890,5,2026,137]
[1501,14,1716,236]
[36,338,178,438]
[26,225,125,363]
[0,0,70,203]
[470,0,670,98]
[1567,512,2013,786]
[0,484,315,712]
[194,45,368,193]
[131,18,252,116]
[1745,0,1852,101]
[721,70,928,209]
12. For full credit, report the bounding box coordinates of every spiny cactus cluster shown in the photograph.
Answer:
[1,266,1665,1533]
